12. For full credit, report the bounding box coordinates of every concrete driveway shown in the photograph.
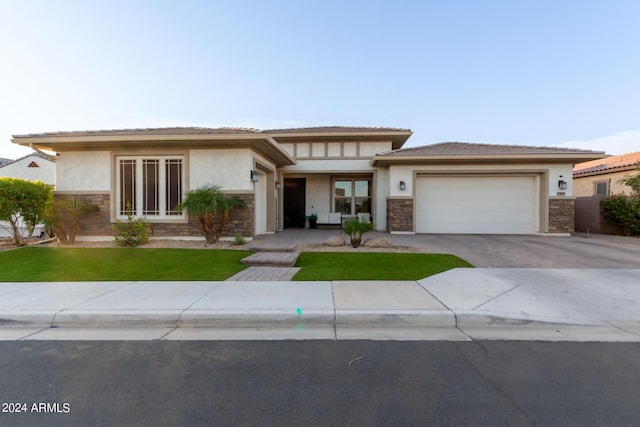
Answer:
[254,230,640,268]
[390,233,640,268]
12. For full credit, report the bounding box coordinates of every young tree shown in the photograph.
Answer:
[0,178,53,246]
[178,185,246,244]
[45,196,99,245]
[620,166,640,195]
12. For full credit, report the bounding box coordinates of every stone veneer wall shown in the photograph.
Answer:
[548,198,575,233]
[387,198,414,232]
[56,192,255,239]
[55,192,112,236]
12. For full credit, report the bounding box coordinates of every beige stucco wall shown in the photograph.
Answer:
[388,164,573,197]
[282,159,373,173]
[305,175,331,217]
[573,170,639,197]
[56,152,111,191]
[374,168,389,231]
[0,155,55,184]
[189,148,255,191]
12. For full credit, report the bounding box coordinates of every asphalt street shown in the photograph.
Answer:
[0,340,639,427]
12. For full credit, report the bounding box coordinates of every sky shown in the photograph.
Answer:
[1,0,638,159]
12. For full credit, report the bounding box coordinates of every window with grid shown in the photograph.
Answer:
[117,156,184,218]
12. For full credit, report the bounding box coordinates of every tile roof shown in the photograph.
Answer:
[13,126,412,139]
[0,152,55,168]
[376,142,605,157]
[13,127,262,138]
[263,126,411,134]
[573,151,640,175]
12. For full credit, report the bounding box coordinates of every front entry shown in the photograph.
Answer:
[283,178,305,228]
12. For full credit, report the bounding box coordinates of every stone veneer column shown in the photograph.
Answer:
[548,197,575,233]
[387,198,414,232]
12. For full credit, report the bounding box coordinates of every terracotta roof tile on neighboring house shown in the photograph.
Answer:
[573,151,640,175]
[376,142,604,157]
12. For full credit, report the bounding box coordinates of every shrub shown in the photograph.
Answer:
[0,178,52,246]
[342,218,374,248]
[234,233,246,245]
[45,196,99,245]
[601,195,640,236]
[112,208,150,247]
[177,185,246,244]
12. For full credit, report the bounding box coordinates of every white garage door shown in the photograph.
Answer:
[415,176,536,234]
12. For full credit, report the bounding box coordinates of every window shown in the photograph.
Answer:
[117,156,184,218]
[594,181,609,196]
[334,179,371,215]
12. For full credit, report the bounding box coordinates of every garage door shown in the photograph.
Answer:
[415,176,536,234]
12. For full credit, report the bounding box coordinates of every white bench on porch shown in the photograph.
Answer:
[316,212,342,227]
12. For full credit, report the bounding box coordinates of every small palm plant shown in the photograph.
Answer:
[178,185,246,244]
[342,217,374,248]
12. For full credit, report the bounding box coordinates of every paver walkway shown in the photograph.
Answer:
[228,242,300,281]
[226,266,301,281]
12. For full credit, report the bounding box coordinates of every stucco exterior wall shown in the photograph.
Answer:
[374,168,389,230]
[56,152,111,191]
[573,170,639,197]
[282,159,373,173]
[305,175,331,216]
[189,149,254,190]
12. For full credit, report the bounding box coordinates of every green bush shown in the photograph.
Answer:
[601,195,640,236]
[342,218,374,248]
[0,178,53,246]
[234,233,246,245]
[112,209,150,247]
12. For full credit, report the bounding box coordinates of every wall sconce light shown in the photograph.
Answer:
[399,181,406,191]
[558,177,567,190]
[250,170,259,183]
[275,180,281,190]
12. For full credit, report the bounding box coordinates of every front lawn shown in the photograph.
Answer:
[0,247,251,281]
[0,248,472,282]
[293,252,472,281]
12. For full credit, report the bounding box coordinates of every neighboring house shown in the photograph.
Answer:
[0,152,56,238]
[12,127,604,240]
[0,152,55,183]
[573,151,640,196]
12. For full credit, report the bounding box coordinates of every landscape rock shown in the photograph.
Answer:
[363,238,393,248]
[323,236,346,247]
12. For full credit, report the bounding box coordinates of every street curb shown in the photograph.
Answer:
[52,310,182,328]
[179,310,335,328]
[335,310,455,327]
[0,311,57,328]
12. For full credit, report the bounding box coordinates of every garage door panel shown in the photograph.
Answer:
[416,176,536,234]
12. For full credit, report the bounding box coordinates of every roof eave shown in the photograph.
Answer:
[573,164,640,178]
[12,133,297,166]
[371,153,608,167]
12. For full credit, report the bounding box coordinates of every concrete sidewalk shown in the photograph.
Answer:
[1,268,639,341]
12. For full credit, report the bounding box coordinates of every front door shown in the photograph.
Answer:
[283,178,305,228]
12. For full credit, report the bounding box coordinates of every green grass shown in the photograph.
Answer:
[293,252,472,281]
[0,247,251,281]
